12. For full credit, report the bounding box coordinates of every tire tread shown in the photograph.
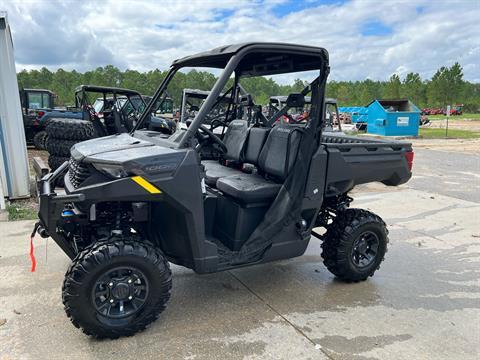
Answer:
[62,236,172,339]
[321,208,388,282]
[46,118,96,140]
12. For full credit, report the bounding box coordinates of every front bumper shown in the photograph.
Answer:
[37,161,84,259]
[37,161,166,259]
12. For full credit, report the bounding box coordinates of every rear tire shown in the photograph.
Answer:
[33,131,47,150]
[321,208,388,282]
[46,118,96,140]
[62,236,172,339]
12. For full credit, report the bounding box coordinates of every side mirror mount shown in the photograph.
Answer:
[286,93,305,108]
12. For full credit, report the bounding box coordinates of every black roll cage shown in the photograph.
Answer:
[74,85,146,113]
[133,43,330,148]
[179,88,233,124]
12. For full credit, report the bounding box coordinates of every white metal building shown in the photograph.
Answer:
[0,11,30,201]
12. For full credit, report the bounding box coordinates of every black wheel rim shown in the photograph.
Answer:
[92,266,149,319]
[351,230,380,269]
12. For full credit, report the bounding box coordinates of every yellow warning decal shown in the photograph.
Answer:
[131,176,162,194]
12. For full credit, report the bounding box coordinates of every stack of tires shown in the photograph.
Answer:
[45,118,97,187]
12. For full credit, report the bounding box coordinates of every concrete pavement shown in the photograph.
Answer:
[409,148,480,202]
[1,150,480,359]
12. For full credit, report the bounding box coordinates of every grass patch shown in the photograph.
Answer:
[429,113,480,120]
[419,128,480,139]
[6,200,38,221]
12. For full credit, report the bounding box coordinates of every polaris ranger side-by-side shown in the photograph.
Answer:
[35,43,414,338]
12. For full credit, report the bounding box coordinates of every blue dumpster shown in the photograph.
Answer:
[338,106,368,123]
[366,99,420,136]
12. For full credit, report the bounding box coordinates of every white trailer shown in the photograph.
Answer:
[0,11,30,200]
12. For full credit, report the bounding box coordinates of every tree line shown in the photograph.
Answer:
[17,62,480,112]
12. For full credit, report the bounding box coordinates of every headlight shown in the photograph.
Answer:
[92,163,128,179]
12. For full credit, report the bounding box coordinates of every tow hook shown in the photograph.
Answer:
[38,225,49,238]
[31,221,49,239]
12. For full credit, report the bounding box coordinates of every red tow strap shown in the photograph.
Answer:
[29,222,40,272]
[30,235,37,272]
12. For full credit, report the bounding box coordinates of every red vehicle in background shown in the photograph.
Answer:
[422,104,463,116]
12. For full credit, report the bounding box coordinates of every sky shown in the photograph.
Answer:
[1,0,479,82]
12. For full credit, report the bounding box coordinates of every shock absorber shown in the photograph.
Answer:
[111,203,124,236]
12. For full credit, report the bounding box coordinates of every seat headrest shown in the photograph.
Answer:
[223,119,249,161]
[258,125,303,181]
[244,127,270,165]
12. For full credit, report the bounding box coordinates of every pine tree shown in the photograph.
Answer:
[384,74,401,99]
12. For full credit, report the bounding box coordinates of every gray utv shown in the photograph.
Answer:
[35,43,414,338]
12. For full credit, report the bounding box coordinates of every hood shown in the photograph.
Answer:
[70,132,185,171]
[71,133,154,161]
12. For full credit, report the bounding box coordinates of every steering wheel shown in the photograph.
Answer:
[197,125,227,154]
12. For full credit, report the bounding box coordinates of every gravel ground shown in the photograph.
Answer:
[428,119,480,132]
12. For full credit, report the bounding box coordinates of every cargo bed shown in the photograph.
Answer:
[321,134,413,197]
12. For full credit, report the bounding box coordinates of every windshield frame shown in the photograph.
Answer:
[132,55,241,147]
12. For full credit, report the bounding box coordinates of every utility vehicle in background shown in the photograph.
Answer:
[44,85,176,137]
[178,88,231,125]
[269,95,342,131]
[148,95,174,118]
[178,87,253,126]
[44,85,176,179]
[19,88,55,149]
[35,43,414,339]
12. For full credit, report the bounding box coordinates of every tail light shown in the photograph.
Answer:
[404,151,414,171]
[36,110,45,120]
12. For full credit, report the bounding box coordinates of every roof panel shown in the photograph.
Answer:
[74,85,142,96]
[172,42,328,77]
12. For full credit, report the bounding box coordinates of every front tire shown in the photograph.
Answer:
[62,236,172,339]
[321,209,388,282]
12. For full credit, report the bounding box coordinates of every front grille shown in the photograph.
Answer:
[68,158,90,188]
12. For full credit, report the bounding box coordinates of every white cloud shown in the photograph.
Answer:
[2,0,479,82]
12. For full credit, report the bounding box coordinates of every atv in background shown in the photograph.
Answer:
[44,85,176,184]
[19,88,55,149]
